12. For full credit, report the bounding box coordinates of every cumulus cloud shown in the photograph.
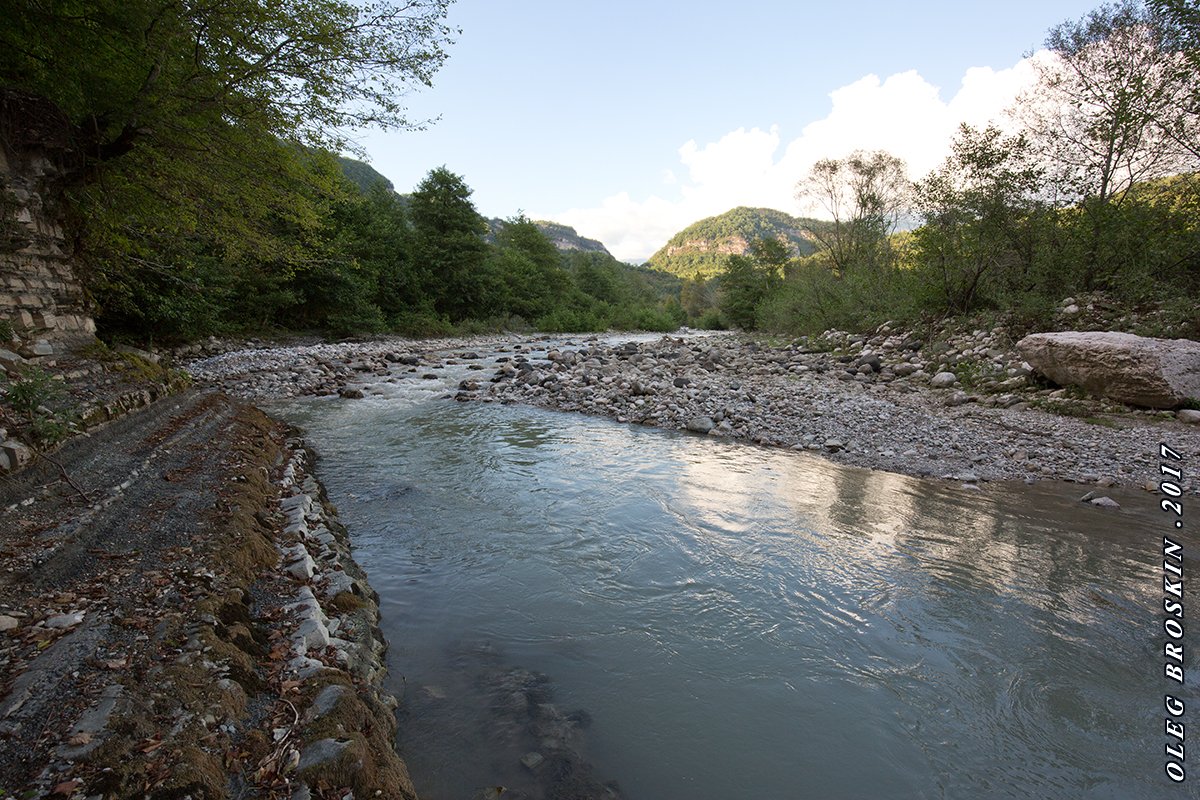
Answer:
[551,55,1044,263]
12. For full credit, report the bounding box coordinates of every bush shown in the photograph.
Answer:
[694,309,727,330]
[534,308,607,333]
[389,310,455,338]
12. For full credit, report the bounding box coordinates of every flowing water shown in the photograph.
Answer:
[272,352,1195,800]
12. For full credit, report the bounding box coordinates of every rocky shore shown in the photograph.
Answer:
[187,328,1200,494]
[0,392,417,798]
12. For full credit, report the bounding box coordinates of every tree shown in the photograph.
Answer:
[717,238,787,329]
[0,0,455,168]
[1017,1,1199,286]
[795,150,909,273]
[912,125,1047,312]
[1148,0,1200,159]
[409,166,489,321]
[0,0,456,337]
[1020,2,1196,200]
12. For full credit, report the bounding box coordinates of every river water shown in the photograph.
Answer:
[271,351,1194,800]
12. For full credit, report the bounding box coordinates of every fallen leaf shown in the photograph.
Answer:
[51,779,81,795]
[139,739,164,754]
[67,732,93,746]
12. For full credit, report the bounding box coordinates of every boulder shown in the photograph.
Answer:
[1017,331,1200,409]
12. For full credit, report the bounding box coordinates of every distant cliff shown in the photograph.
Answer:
[485,218,614,258]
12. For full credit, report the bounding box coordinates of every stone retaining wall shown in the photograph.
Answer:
[0,90,96,356]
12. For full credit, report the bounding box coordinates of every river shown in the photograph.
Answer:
[271,351,1194,800]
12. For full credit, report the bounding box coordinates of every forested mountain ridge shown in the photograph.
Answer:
[485,218,614,257]
[647,207,823,280]
[334,160,616,259]
[337,156,394,193]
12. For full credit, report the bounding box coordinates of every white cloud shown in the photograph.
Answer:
[551,55,1045,263]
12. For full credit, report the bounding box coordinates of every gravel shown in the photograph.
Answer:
[184,329,1200,493]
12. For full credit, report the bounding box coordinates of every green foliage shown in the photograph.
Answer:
[410,167,491,322]
[337,157,395,193]
[796,150,909,274]
[535,307,607,333]
[4,366,74,447]
[911,124,1047,314]
[717,239,788,329]
[647,207,822,280]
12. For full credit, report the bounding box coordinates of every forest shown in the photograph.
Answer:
[0,1,1196,344]
[0,0,681,343]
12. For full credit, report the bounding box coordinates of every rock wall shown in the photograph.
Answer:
[0,90,96,357]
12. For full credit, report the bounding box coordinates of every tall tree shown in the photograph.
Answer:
[1019,1,1196,201]
[1017,1,1199,286]
[912,124,1047,312]
[0,0,456,334]
[409,166,489,321]
[718,238,787,329]
[795,150,909,273]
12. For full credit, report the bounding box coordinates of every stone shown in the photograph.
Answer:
[823,438,845,452]
[1017,331,1200,409]
[297,737,350,772]
[304,685,347,723]
[1089,496,1121,509]
[286,552,317,580]
[114,343,158,363]
[520,751,546,772]
[0,615,17,632]
[1178,409,1200,424]
[930,371,958,388]
[44,611,85,629]
[685,416,715,434]
[945,391,970,407]
[295,617,330,650]
[337,387,364,399]
[0,349,25,369]
[0,440,33,473]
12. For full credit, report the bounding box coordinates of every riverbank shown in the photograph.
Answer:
[187,329,1200,494]
[0,390,417,798]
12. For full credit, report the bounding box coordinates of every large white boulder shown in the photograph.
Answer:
[1017,331,1200,408]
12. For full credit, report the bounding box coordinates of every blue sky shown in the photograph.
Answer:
[355,0,1102,261]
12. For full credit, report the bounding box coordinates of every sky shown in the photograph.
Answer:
[354,0,1102,262]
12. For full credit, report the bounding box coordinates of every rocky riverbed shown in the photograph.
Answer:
[186,328,1200,495]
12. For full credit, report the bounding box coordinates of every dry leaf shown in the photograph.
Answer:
[67,732,93,746]
[51,779,81,795]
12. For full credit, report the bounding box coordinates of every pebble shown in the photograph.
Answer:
[44,611,85,629]
[0,615,17,632]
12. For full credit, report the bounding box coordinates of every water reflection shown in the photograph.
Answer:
[272,394,1195,800]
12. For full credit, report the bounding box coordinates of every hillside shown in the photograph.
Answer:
[533,220,612,255]
[336,155,395,192]
[647,206,824,280]
[485,218,615,258]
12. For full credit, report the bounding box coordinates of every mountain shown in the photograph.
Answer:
[337,156,394,192]
[647,206,824,280]
[532,221,612,255]
[486,218,614,258]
